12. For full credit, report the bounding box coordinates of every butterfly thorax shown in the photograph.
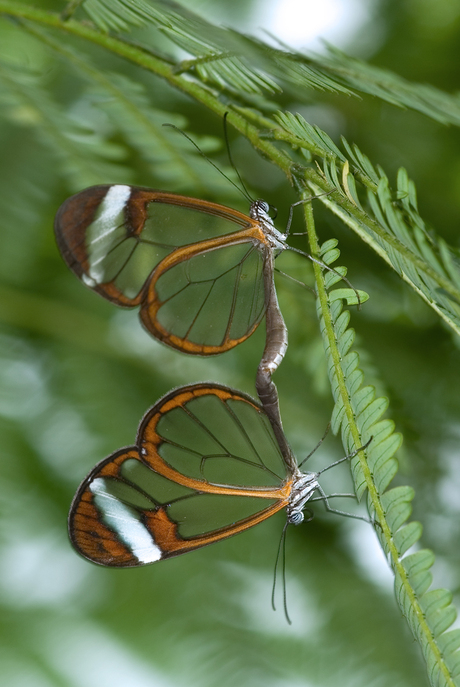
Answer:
[286,470,320,525]
[250,200,287,251]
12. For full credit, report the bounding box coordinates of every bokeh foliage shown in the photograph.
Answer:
[1,1,460,686]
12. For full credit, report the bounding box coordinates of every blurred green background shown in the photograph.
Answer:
[1,1,460,685]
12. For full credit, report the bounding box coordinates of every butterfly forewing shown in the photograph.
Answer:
[69,385,292,567]
[150,389,286,486]
[55,185,271,353]
[70,449,151,567]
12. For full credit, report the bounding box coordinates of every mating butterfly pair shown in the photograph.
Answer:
[55,184,342,567]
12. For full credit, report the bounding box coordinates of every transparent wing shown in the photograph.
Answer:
[140,242,267,353]
[69,384,292,567]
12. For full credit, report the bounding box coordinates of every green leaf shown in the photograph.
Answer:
[328,288,369,305]
[393,521,422,556]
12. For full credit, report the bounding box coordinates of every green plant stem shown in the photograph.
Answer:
[302,195,456,687]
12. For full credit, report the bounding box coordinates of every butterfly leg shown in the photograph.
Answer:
[311,485,373,524]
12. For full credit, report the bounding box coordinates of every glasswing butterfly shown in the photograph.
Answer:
[69,382,326,567]
[54,184,291,358]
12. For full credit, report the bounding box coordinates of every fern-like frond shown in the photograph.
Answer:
[243,33,460,125]
[80,0,362,100]
[83,0,163,31]
[81,0,351,97]
[5,0,460,133]
[82,1,460,126]
[275,111,346,163]
[275,111,460,337]
[82,0,280,96]
[315,237,460,687]
[177,52,281,97]
[316,44,460,127]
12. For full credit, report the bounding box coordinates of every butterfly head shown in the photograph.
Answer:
[250,199,272,222]
[286,471,320,525]
[250,200,287,248]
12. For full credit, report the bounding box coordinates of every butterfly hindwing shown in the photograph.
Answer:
[140,242,266,353]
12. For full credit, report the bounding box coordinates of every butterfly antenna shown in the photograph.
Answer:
[162,122,251,203]
[281,524,292,625]
[272,522,292,624]
[271,525,283,611]
[223,112,253,203]
[298,422,331,469]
